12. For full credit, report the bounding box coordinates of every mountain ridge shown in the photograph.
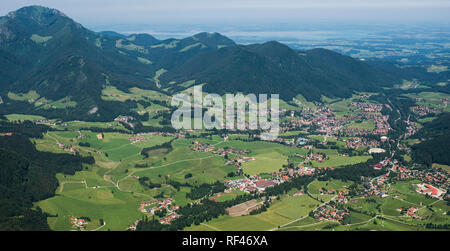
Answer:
[0,5,403,121]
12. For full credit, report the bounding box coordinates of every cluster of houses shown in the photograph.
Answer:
[280,106,344,136]
[224,177,279,193]
[296,152,326,163]
[401,118,419,140]
[374,157,397,170]
[128,135,146,143]
[225,156,255,166]
[351,102,383,113]
[361,175,390,198]
[270,137,298,147]
[272,165,316,179]
[70,216,87,229]
[146,131,186,139]
[401,206,422,220]
[139,198,175,214]
[279,99,391,142]
[410,105,440,117]
[159,212,181,225]
[77,134,86,139]
[392,166,448,199]
[343,113,391,136]
[296,165,316,176]
[190,140,249,157]
[139,198,181,225]
[313,204,350,223]
[345,137,380,149]
[33,118,68,127]
[335,190,350,203]
[114,115,135,128]
[127,219,140,231]
[56,142,78,154]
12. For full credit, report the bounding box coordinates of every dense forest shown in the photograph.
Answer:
[0,122,94,230]
[411,112,450,166]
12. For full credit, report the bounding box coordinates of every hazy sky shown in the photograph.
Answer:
[1,0,450,28]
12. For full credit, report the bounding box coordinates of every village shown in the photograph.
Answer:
[138,198,181,225]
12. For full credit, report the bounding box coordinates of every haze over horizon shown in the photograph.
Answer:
[2,1,450,32]
[2,1,450,47]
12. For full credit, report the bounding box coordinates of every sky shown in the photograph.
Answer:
[1,0,449,32]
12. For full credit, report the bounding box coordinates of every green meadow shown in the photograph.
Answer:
[186,194,327,231]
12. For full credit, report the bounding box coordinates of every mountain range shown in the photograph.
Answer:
[0,6,406,121]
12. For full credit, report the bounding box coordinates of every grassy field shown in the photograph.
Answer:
[42,131,174,162]
[403,91,450,111]
[212,190,247,202]
[8,90,40,102]
[64,120,130,131]
[115,138,236,185]
[23,109,446,232]
[32,132,190,230]
[307,179,351,194]
[433,163,450,173]
[346,120,376,130]
[242,151,287,175]
[186,194,326,231]
[36,185,146,231]
[4,113,46,122]
[390,180,437,206]
[101,85,169,103]
[309,148,371,168]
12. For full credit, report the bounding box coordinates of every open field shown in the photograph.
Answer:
[346,120,376,130]
[242,151,287,175]
[307,179,351,194]
[8,90,40,102]
[36,185,145,231]
[309,148,371,168]
[433,163,450,173]
[101,85,169,103]
[389,180,438,206]
[403,91,450,111]
[4,113,46,121]
[211,190,247,202]
[186,194,328,231]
